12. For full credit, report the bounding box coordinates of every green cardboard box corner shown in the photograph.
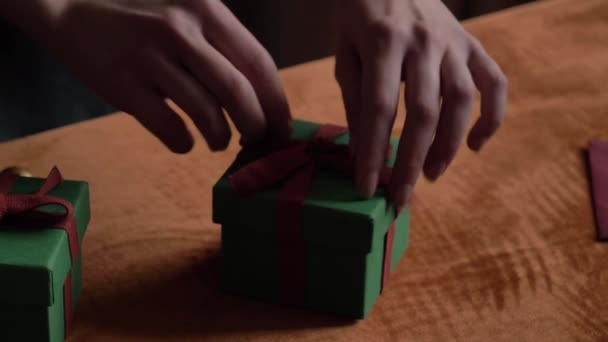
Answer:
[213,120,410,319]
[0,174,91,341]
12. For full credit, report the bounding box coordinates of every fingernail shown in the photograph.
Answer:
[471,137,488,152]
[428,162,447,181]
[207,143,220,152]
[170,136,194,154]
[207,140,228,152]
[360,170,379,198]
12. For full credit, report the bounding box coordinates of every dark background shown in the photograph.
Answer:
[0,0,530,142]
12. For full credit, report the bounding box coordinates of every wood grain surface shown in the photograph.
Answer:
[1,0,607,340]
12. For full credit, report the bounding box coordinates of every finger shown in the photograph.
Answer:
[356,29,405,198]
[184,40,265,145]
[159,8,267,145]
[423,49,474,181]
[189,0,291,141]
[147,53,231,151]
[467,40,508,151]
[127,81,193,154]
[335,42,362,155]
[391,26,443,212]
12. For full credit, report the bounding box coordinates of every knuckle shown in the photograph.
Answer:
[158,7,184,32]
[410,99,438,125]
[370,95,397,119]
[412,23,438,48]
[368,19,406,46]
[487,70,508,92]
[244,48,277,80]
[156,6,199,40]
[446,79,475,104]
[195,0,215,11]
[225,74,253,103]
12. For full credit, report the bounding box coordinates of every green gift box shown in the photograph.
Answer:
[213,120,410,319]
[0,168,90,341]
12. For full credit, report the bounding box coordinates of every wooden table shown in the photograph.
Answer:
[2,0,608,340]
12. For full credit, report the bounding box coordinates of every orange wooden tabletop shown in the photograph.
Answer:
[2,0,608,340]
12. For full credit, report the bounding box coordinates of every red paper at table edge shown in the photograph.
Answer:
[589,140,608,241]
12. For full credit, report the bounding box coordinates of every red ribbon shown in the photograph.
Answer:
[229,124,397,304]
[0,167,79,336]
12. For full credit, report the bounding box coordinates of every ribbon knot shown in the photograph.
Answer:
[229,124,360,197]
[0,166,80,335]
[0,167,74,228]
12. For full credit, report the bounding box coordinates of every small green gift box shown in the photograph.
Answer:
[0,167,90,341]
[213,120,410,319]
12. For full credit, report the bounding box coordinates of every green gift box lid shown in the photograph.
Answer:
[0,175,90,307]
[213,120,399,252]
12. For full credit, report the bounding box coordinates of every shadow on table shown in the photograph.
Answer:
[76,248,354,338]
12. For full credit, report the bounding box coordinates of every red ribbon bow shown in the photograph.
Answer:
[229,124,396,305]
[0,167,79,335]
[230,125,393,197]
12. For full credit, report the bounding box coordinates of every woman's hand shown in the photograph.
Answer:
[6,0,291,153]
[335,0,507,211]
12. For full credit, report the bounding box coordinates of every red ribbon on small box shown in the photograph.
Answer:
[0,167,79,336]
[229,124,397,305]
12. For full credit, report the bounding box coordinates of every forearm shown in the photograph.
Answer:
[0,0,72,41]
